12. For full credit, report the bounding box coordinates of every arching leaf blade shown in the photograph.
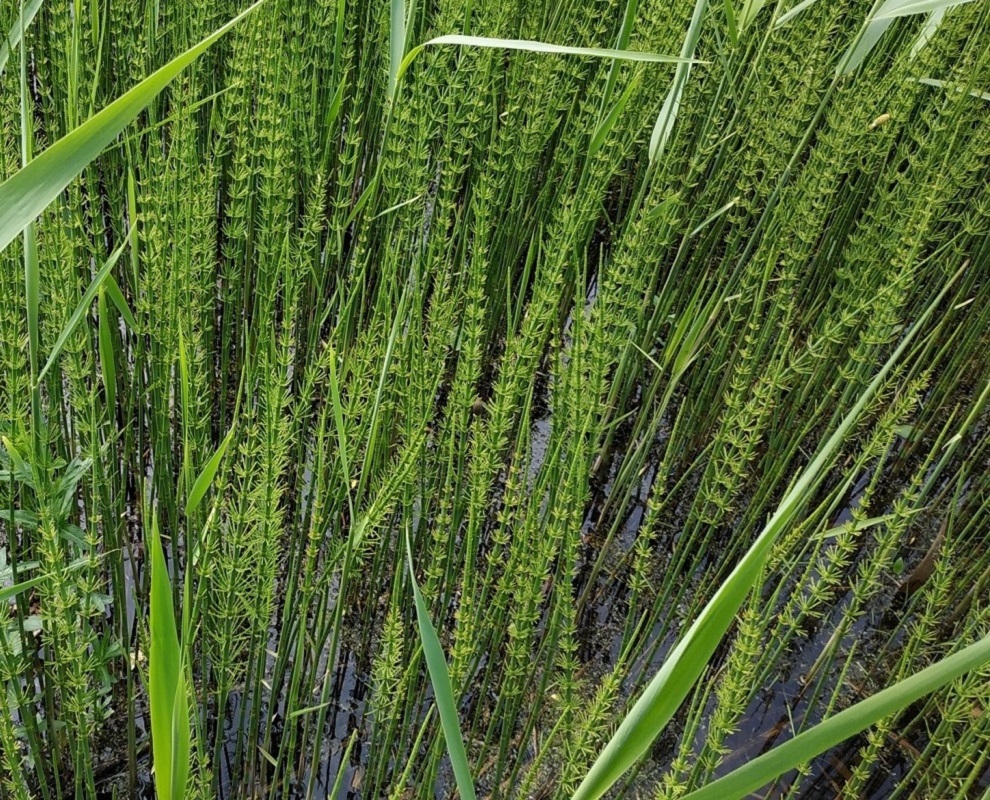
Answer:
[0,0,265,254]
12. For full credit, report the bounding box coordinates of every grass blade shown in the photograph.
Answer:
[185,424,236,517]
[24,222,39,372]
[405,532,476,800]
[838,16,895,75]
[396,35,698,87]
[148,513,189,800]
[874,0,975,19]
[177,328,192,495]
[105,275,138,330]
[723,0,739,43]
[909,6,947,54]
[97,289,116,410]
[0,0,265,254]
[681,635,990,800]
[589,74,642,158]
[169,676,191,800]
[329,733,358,798]
[1,573,46,603]
[738,0,769,33]
[840,0,974,74]
[773,0,821,28]
[603,0,642,102]
[571,267,964,800]
[37,234,130,384]
[389,0,405,98]
[649,0,708,163]
[0,0,42,75]
[917,76,990,102]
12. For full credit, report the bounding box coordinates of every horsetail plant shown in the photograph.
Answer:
[3,0,990,797]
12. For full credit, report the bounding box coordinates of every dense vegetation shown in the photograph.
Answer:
[1,0,989,797]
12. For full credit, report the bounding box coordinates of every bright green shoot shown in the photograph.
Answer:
[148,512,191,800]
[393,35,699,99]
[0,0,42,75]
[405,531,477,800]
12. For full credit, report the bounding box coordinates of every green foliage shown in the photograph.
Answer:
[405,533,477,800]
[147,513,190,800]
[2,0,990,798]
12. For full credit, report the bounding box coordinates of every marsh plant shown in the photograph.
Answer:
[1,0,990,798]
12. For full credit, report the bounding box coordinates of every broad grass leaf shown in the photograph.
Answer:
[874,0,975,19]
[185,424,236,517]
[105,275,138,330]
[97,290,116,409]
[738,0,769,33]
[169,670,191,800]
[774,0,821,28]
[396,35,697,88]
[910,7,947,56]
[649,0,708,163]
[840,0,973,74]
[148,514,187,800]
[838,16,895,75]
[389,0,405,97]
[178,328,192,493]
[405,534,476,800]
[1,573,46,603]
[24,222,39,374]
[38,234,130,383]
[723,0,739,43]
[681,635,990,800]
[589,74,642,159]
[917,76,990,102]
[0,0,265,254]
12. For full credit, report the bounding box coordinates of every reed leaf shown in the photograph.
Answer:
[389,0,406,98]
[148,513,190,800]
[185,424,237,517]
[572,267,964,800]
[0,0,265,254]
[738,0,770,33]
[0,0,42,75]
[97,290,116,410]
[37,234,130,384]
[681,634,990,800]
[650,0,708,163]
[841,0,975,74]
[396,35,698,88]
[405,533,476,800]
[874,0,976,19]
[774,0,822,28]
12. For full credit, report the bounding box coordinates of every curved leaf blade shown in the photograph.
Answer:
[37,234,130,384]
[774,0,821,28]
[0,0,43,75]
[148,514,185,800]
[97,290,116,409]
[874,0,975,19]
[405,533,476,800]
[649,0,708,163]
[396,34,698,88]
[105,274,138,330]
[571,267,965,800]
[184,424,236,517]
[682,635,990,800]
[0,0,264,254]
